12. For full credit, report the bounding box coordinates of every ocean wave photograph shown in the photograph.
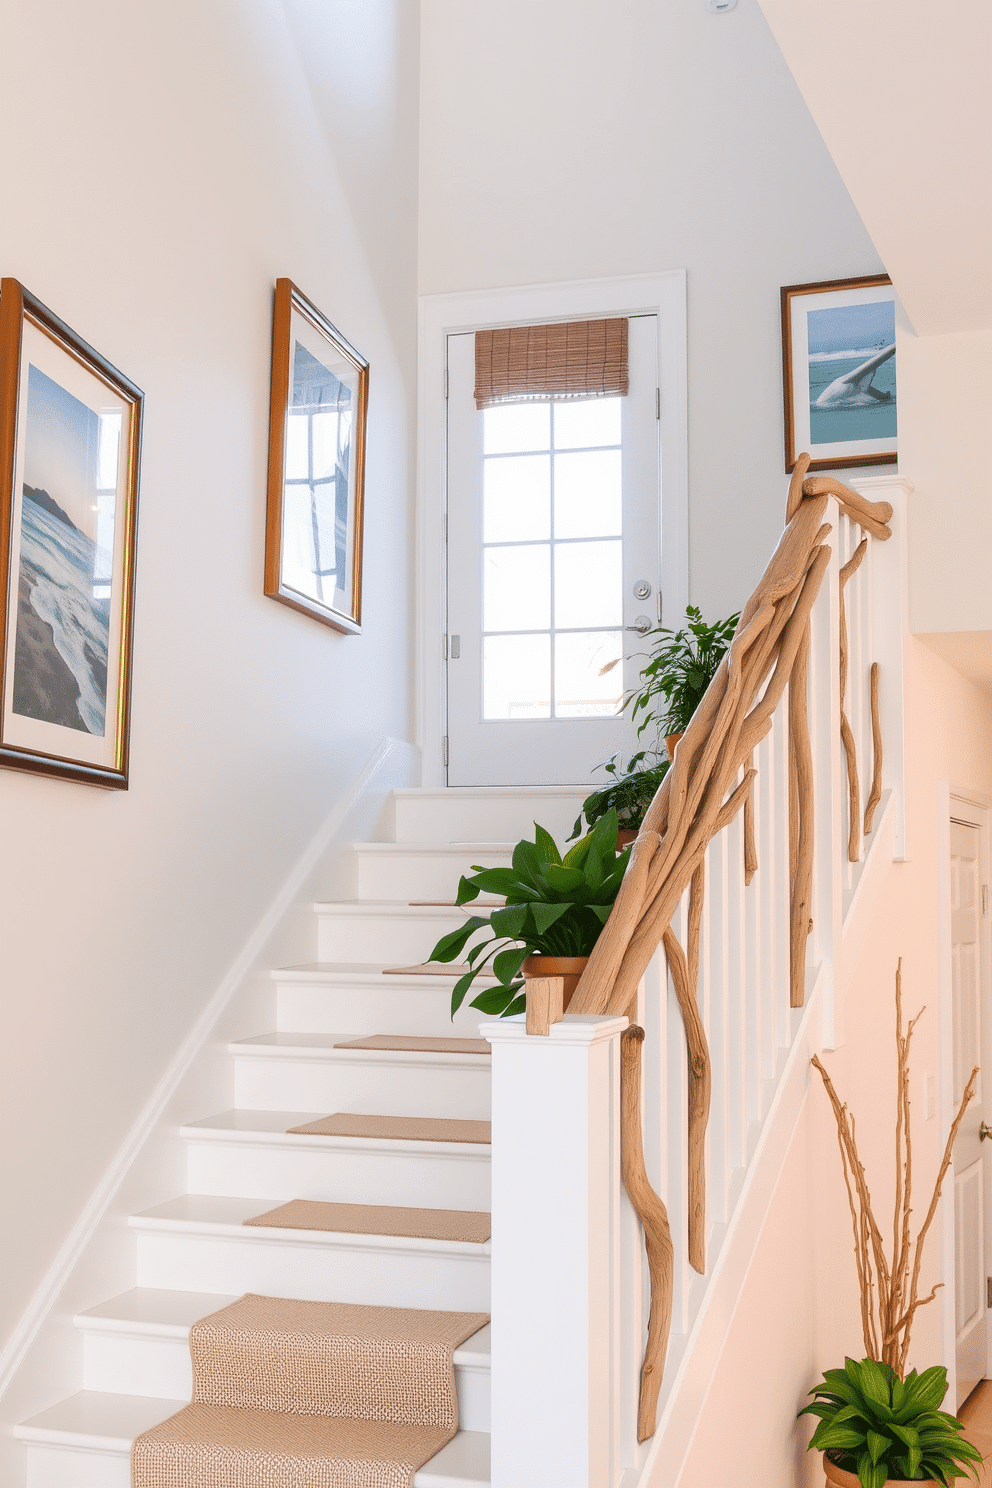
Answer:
[807,298,897,446]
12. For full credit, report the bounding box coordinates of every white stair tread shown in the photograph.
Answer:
[272,963,494,985]
[15,1392,489,1483]
[182,1109,492,1154]
[130,1194,492,1253]
[350,841,514,854]
[313,901,473,916]
[231,1032,491,1065]
[75,1289,491,1368]
[14,1390,185,1450]
[76,1288,237,1336]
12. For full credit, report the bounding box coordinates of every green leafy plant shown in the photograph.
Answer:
[629,604,740,741]
[571,749,669,839]
[800,1357,981,1486]
[426,811,630,1019]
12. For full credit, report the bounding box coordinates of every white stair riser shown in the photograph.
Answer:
[135,1232,491,1312]
[24,1444,129,1488]
[315,908,467,964]
[351,847,512,902]
[276,983,486,1038]
[233,1055,491,1118]
[185,1139,491,1209]
[78,1332,490,1431]
[389,790,587,845]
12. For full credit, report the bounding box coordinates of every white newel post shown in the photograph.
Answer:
[484,1012,628,1488]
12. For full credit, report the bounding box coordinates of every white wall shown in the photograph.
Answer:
[676,639,992,1486]
[0,0,419,1352]
[418,0,884,620]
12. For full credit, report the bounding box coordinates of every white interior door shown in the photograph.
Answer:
[951,814,988,1405]
[445,315,662,787]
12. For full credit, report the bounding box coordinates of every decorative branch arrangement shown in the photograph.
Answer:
[811,960,977,1375]
[567,459,894,1439]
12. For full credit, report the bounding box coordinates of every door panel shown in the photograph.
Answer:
[445,316,662,787]
[951,817,986,1405]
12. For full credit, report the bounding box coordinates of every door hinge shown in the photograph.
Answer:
[442,735,449,767]
[443,368,449,399]
[655,387,661,420]
[443,634,448,660]
[657,590,663,624]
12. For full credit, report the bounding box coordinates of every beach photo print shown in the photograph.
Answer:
[781,274,897,473]
[0,281,142,787]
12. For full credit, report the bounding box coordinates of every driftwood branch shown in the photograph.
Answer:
[620,1026,673,1443]
[662,923,710,1273]
[864,662,883,835]
[744,752,758,884]
[789,623,813,1007]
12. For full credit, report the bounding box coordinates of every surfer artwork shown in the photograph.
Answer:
[781,274,898,472]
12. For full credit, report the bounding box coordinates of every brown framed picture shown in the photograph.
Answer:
[264,279,368,634]
[0,279,142,788]
[781,273,897,473]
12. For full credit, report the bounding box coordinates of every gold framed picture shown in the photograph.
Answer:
[264,279,369,634]
[0,279,142,788]
[781,273,897,473]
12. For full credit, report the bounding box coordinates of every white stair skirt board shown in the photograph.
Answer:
[345,842,514,902]
[230,1033,492,1118]
[315,902,471,964]
[273,964,496,1039]
[181,1109,492,1209]
[73,1291,492,1432]
[14,1394,491,1488]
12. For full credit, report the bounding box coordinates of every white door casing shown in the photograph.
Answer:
[950,808,991,1406]
[417,273,689,790]
[445,316,661,787]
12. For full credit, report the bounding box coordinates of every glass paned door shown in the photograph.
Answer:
[445,315,661,786]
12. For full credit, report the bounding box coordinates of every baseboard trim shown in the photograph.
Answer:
[0,735,416,1401]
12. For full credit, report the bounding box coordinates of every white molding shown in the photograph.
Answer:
[0,735,416,1403]
[416,271,690,789]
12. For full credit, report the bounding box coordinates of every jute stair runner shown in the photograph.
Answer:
[334,1035,491,1056]
[243,1199,491,1243]
[287,1112,491,1144]
[132,1293,488,1487]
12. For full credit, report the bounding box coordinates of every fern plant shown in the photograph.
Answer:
[629,604,740,741]
[570,749,669,839]
[800,1357,981,1486]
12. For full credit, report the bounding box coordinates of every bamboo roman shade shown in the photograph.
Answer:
[474,317,629,409]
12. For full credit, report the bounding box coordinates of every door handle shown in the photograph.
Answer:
[981,1123,992,1142]
[626,615,652,635]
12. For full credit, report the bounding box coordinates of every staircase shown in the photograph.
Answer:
[12,785,586,1488]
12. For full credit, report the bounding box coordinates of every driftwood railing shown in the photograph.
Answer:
[561,459,895,1442]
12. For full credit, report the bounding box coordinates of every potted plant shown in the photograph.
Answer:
[425,810,630,1019]
[630,604,740,759]
[799,961,982,1487]
[572,605,739,842]
[801,1357,981,1487]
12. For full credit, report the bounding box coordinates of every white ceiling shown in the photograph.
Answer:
[756,0,992,336]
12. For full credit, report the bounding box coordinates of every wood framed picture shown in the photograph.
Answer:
[0,279,142,788]
[781,273,897,473]
[264,279,368,634]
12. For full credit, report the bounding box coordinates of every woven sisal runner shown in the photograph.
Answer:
[287,1112,491,1144]
[132,1294,488,1488]
[334,1034,491,1056]
[244,1198,491,1242]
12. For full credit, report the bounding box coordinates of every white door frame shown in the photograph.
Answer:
[416,271,689,788]
[938,782,992,1402]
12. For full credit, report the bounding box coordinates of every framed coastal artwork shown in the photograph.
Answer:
[0,280,142,788]
[264,278,368,634]
[781,274,897,473]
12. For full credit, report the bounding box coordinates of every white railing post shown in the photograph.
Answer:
[484,1013,628,1488]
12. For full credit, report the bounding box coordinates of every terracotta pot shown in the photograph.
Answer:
[522,955,590,1011]
[823,1453,939,1487]
[665,731,684,762]
[617,828,639,848]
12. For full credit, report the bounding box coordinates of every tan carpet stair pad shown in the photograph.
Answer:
[244,1198,491,1242]
[334,1034,491,1056]
[287,1111,491,1144]
[133,1293,488,1488]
